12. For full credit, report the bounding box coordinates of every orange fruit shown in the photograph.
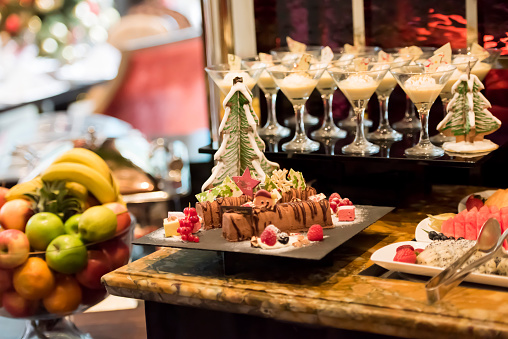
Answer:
[43,275,82,315]
[13,257,55,300]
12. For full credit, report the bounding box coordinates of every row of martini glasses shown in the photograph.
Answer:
[205,47,499,157]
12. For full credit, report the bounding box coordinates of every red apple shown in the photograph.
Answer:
[76,250,113,290]
[2,290,39,317]
[0,187,8,210]
[103,202,131,234]
[0,229,30,269]
[0,268,13,293]
[81,286,108,306]
[100,238,130,270]
[0,199,33,231]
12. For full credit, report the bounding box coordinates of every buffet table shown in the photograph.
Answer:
[102,185,508,339]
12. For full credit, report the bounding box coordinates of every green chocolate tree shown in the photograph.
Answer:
[202,77,279,191]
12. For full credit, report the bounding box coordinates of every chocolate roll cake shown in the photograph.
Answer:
[196,196,252,230]
[222,199,332,242]
[279,187,317,203]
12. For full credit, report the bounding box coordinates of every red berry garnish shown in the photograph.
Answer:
[329,193,341,201]
[181,234,188,241]
[188,208,197,217]
[182,219,192,228]
[260,228,277,246]
[330,201,337,212]
[183,207,192,216]
[184,227,192,235]
[177,227,182,234]
[307,224,323,241]
[188,235,195,242]
[396,245,414,252]
[194,237,200,243]
[178,219,185,226]
[189,215,199,223]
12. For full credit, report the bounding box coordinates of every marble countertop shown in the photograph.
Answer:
[102,185,508,338]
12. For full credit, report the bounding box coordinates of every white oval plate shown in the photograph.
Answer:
[458,190,497,213]
[371,241,508,288]
[415,217,432,243]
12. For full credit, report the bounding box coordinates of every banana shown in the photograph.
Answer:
[53,148,112,183]
[41,162,116,204]
[5,177,42,201]
[65,182,88,201]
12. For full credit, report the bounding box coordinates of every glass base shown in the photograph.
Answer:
[337,115,373,131]
[310,124,347,139]
[393,116,421,132]
[342,140,380,155]
[22,317,92,339]
[284,113,319,127]
[282,135,320,153]
[405,142,444,157]
[429,133,455,146]
[258,123,290,138]
[367,126,403,141]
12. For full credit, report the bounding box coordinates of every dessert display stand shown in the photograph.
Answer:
[133,205,394,275]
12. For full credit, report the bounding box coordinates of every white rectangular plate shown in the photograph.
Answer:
[371,241,508,288]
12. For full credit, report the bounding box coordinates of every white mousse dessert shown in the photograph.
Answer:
[278,73,317,104]
[316,72,336,95]
[338,74,378,101]
[403,75,443,109]
[376,72,397,95]
[218,72,256,94]
[471,62,491,81]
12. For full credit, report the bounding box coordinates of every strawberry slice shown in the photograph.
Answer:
[466,194,484,211]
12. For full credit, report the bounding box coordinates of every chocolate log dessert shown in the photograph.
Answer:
[196,196,252,230]
[222,199,332,242]
[279,187,316,203]
[196,188,318,230]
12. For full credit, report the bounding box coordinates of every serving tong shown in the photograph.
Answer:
[426,218,508,303]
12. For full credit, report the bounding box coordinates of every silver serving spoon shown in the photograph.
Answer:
[426,218,502,303]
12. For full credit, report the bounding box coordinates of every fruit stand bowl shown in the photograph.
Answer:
[0,219,134,339]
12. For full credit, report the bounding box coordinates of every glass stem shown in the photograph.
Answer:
[294,104,306,138]
[265,92,277,127]
[418,105,431,146]
[405,95,415,118]
[323,94,333,125]
[378,95,389,128]
[353,105,366,143]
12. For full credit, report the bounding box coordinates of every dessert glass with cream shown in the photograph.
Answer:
[391,47,436,133]
[266,64,327,152]
[429,55,478,146]
[454,47,501,82]
[310,57,352,140]
[328,61,389,155]
[391,65,456,157]
[366,57,411,142]
[242,58,290,138]
[270,46,323,128]
[205,64,262,95]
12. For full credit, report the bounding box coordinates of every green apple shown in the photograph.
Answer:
[78,206,117,243]
[45,235,87,274]
[64,214,81,236]
[25,212,65,251]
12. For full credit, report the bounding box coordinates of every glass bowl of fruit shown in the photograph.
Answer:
[0,148,134,339]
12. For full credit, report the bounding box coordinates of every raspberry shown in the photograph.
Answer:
[396,244,414,252]
[329,193,341,201]
[393,248,417,263]
[330,201,337,212]
[260,228,277,246]
[307,224,323,241]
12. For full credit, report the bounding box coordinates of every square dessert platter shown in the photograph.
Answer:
[134,64,393,272]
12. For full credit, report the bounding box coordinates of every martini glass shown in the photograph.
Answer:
[454,47,502,82]
[271,46,323,127]
[391,65,456,157]
[430,55,478,145]
[242,58,290,138]
[328,61,389,155]
[392,47,436,133]
[310,57,351,140]
[205,64,263,95]
[367,58,411,141]
[266,64,326,152]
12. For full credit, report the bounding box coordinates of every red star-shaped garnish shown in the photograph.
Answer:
[233,168,260,198]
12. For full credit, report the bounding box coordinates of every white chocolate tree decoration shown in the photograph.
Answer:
[202,77,279,191]
[437,71,501,153]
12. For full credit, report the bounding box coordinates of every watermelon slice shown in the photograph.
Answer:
[479,205,490,214]
[501,214,508,234]
[454,214,466,239]
[477,212,490,236]
[490,205,500,214]
[441,217,455,237]
[500,206,508,216]
[490,211,501,224]
[465,209,477,240]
